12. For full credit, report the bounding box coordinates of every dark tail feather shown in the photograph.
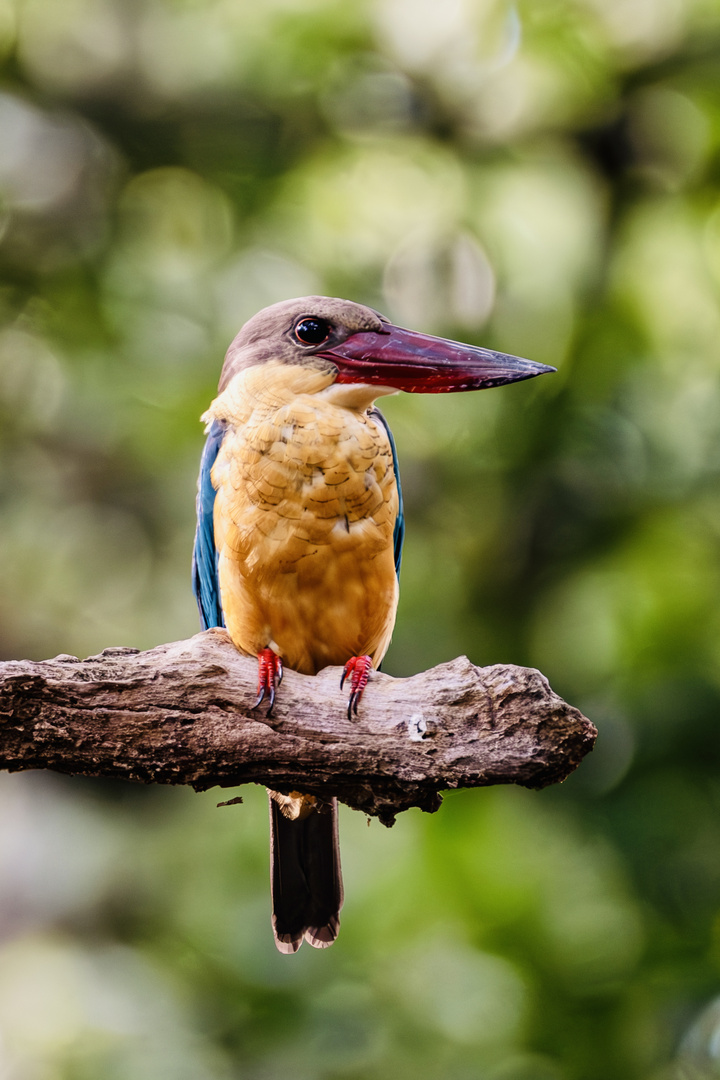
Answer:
[269,794,343,953]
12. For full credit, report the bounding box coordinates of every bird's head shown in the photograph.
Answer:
[219,296,554,394]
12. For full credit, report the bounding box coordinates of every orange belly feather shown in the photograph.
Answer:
[203,361,399,675]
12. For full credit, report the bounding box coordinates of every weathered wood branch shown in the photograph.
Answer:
[0,629,595,824]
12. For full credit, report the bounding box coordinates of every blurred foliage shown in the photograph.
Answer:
[2,0,720,1076]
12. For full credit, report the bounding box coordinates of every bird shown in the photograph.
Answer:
[192,296,554,953]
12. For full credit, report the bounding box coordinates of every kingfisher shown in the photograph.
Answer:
[193,296,553,952]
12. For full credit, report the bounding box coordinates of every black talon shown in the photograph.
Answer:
[346,690,360,720]
[253,688,266,709]
[340,668,348,690]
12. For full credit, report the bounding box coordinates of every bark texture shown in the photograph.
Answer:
[0,629,596,824]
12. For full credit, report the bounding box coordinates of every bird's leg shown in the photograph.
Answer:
[254,647,283,715]
[340,655,372,720]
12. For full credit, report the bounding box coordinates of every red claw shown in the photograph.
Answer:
[340,655,373,719]
[254,647,283,715]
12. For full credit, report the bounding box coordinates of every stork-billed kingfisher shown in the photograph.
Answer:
[193,296,554,952]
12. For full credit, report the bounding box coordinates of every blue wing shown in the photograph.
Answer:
[192,418,226,630]
[370,407,405,578]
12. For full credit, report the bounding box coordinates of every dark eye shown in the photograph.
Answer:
[294,317,332,346]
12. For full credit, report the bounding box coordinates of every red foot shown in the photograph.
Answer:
[254,647,283,714]
[340,655,372,719]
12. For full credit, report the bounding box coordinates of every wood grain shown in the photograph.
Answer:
[0,629,596,825]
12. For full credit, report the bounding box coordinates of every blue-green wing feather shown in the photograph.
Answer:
[192,419,226,630]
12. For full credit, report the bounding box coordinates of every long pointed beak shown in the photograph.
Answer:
[318,324,555,393]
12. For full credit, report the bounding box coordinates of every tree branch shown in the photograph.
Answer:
[0,629,595,825]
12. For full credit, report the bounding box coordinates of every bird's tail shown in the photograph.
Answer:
[268,791,344,953]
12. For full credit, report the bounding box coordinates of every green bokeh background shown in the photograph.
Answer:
[2,0,720,1076]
